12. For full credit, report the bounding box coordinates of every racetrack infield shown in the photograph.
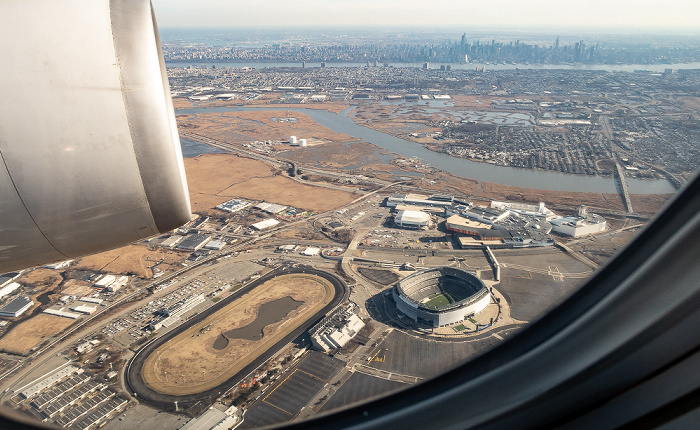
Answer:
[125,267,347,409]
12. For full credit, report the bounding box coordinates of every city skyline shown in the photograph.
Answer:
[151,0,700,33]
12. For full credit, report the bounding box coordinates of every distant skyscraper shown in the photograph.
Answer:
[555,36,560,50]
[423,62,429,70]
[320,62,326,68]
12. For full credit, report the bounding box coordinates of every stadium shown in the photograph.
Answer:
[392,267,491,327]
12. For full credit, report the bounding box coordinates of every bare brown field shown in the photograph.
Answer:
[176,110,357,145]
[172,94,349,114]
[451,95,494,109]
[357,163,398,174]
[679,96,700,111]
[245,101,350,114]
[61,279,94,297]
[629,193,676,215]
[16,269,64,307]
[0,314,75,355]
[18,269,62,295]
[73,245,185,279]
[172,98,194,110]
[141,274,333,395]
[272,228,325,241]
[183,153,355,213]
[281,141,391,170]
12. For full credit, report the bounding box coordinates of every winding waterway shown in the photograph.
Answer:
[176,105,676,194]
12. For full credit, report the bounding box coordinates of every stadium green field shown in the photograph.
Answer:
[424,292,455,308]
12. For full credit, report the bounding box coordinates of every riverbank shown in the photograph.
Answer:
[175,103,676,194]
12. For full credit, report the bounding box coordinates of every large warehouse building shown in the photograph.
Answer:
[392,267,491,327]
[0,296,33,318]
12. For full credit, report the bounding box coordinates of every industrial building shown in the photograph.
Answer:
[159,235,183,249]
[93,275,116,289]
[310,303,365,352]
[251,218,280,231]
[550,205,607,237]
[394,210,431,229]
[0,296,33,317]
[0,272,20,288]
[204,240,226,251]
[276,244,298,253]
[44,308,81,319]
[386,193,454,208]
[176,234,212,251]
[93,275,128,292]
[70,305,97,315]
[216,198,251,213]
[255,202,288,214]
[302,247,321,256]
[0,282,21,300]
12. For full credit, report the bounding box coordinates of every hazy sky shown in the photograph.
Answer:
[151,0,700,32]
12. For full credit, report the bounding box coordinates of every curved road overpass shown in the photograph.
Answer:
[125,265,348,410]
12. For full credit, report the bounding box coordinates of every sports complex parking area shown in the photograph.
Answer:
[241,351,344,428]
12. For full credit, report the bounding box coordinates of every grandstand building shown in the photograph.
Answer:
[310,303,365,352]
[392,267,490,327]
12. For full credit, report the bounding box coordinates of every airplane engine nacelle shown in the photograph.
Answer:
[0,0,191,272]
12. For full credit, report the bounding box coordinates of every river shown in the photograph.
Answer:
[176,105,676,194]
[167,61,700,73]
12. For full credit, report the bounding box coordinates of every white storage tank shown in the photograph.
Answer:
[289,135,297,145]
[299,139,308,147]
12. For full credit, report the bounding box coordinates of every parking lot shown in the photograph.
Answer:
[241,352,344,429]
